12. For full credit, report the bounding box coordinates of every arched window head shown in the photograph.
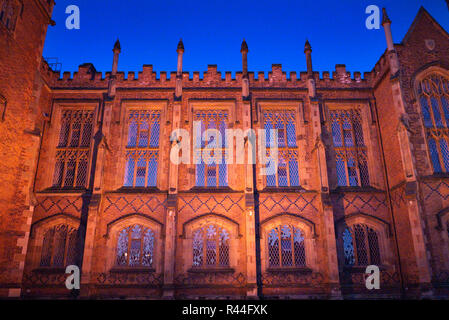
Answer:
[417,73,449,173]
[116,224,155,267]
[40,224,78,267]
[192,224,230,268]
[267,225,306,268]
[342,224,381,267]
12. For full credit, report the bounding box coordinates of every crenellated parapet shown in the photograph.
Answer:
[52,62,375,90]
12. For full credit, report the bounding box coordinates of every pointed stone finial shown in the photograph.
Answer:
[113,39,121,53]
[177,38,184,53]
[382,8,391,26]
[241,39,249,53]
[304,39,312,53]
[304,40,313,76]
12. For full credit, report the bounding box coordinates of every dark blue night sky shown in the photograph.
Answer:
[43,0,449,77]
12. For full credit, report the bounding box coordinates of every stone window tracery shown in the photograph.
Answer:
[263,110,300,187]
[52,109,94,188]
[192,224,230,268]
[417,74,449,173]
[342,223,381,267]
[40,224,78,268]
[330,109,370,187]
[194,110,228,187]
[115,224,155,268]
[124,110,160,187]
[267,225,306,268]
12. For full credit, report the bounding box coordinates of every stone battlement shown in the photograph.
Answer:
[51,62,376,89]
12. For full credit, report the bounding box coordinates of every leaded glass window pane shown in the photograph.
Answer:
[343,224,381,267]
[343,228,355,266]
[429,138,442,173]
[267,225,306,268]
[191,224,230,268]
[115,225,155,268]
[39,225,78,268]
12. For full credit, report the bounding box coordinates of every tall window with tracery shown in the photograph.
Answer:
[40,224,78,267]
[192,225,230,268]
[194,110,228,187]
[124,110,160,187]
[0,0,21,32]
[263,110,300,187]
[52,109,94,188]
[267,225,306,268]
[342,224,381,266]
[330,109,369,187]
[116,225,155,267]
[418,74,449,173]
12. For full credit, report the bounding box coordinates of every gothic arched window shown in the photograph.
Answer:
[116,225,155,267]
[124,110,160,187]
[330,109,370,187]
[342,224,381,266]
[194,110,228,188]
[40,224,78,267]
[418,74,449,173]
[267,225,306,268]
[192,224,230,267]
[263,110,300,187]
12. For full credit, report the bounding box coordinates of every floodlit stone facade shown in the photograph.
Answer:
[1,2,449,299]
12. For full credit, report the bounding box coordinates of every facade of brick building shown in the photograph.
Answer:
[0,0,55,298]
[1,3,449,299]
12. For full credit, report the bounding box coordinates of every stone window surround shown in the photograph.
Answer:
[258,101,305,190]
[413,66,449,177]
[44,101,99,190]
[103,214,164,274]
[260,213,317,272]
[181,213,240,274]
[27,214,82,270]
[116,100,168,190]
[255,99,304,190]
[187,101,235,189]
[335,213,394,270]
[324,102,381,189]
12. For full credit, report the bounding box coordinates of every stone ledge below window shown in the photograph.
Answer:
[342,265,388,273]
[331,186,385,193]
[109,267,155,273]
[261,187,307,193]
[111,187,163,194]
[184,186,238,193]
[266,267,312,274]
[187,267,235,273]
[32,267,66,274]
